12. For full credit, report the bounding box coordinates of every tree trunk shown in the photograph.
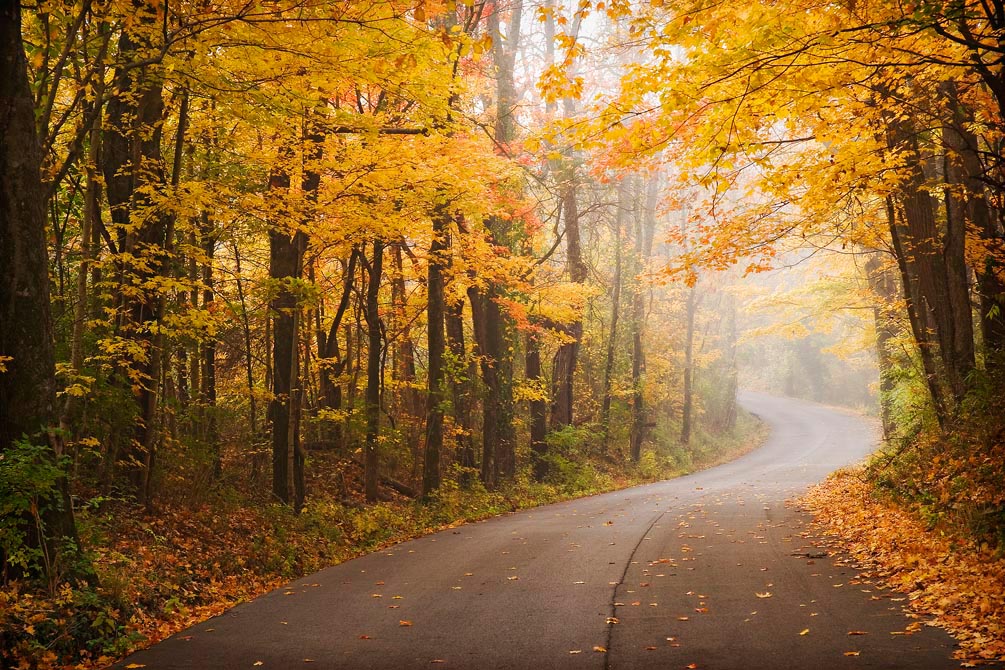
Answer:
[201,212,219,478]
[472,0,522,486]
[233,241,257,437]
[886,197,950,427]
[423,213,448,496]
[630,180,657,461]
[680,285,697,446]
[886,112,971,408]
[319,249,358,451]
[527,331,549,480]
[101,10,170,498]
[943,83,1005,371]
[446,298,477,484]
[267,150,306,507]
[939,82,977,390]
[550,182,587,428]
[1,1,89,583]
[865,252,899,440]
[364,240,384,503]
[601,181,626,445]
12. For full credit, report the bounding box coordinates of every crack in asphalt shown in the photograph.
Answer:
[603,504,673,670]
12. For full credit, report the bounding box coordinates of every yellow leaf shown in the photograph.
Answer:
[799,628,810,636]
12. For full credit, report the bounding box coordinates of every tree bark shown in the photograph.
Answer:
[943,83,1005,370]
[527,331,549,480]
[446,298,477,484]
[601,182,627,445]
[886,197,950,428]
[550,182,587,428]
[1,1,89,582]
[886,112,972,408]
[630,180,657,461]
[101,9,170,498]
[364,240,385,503]
[423,212,448,496]
[865,252,899,439]
[680,285,697,446]
[267,150,306,508]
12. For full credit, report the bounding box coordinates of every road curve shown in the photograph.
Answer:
[115,392,959,669]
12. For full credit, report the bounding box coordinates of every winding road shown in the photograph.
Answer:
[115,392,960,669]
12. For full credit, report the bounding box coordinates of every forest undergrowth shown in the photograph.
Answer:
[0,412,764,670]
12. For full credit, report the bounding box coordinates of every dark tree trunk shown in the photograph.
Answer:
[364,240,384,503]
[943,84,1005,370]
[445,299,477,484]
[940,82,977,390]
[423,212,448,496]
[886,113,972,407]
[201,213,219,478]
[886,198,950,427]
[550,182,587,429]
[601,182,626,445]
[391,244,421,416]
[680,286,697,446]
[101,11,169,499]
[526,331,549,480]
[470,0,522,486]
[1,1,88,582]
[630,180,657,461]
[233,241,257,437]
[268,153,306,509]
[865,252,899,440]
[318,249,358,451]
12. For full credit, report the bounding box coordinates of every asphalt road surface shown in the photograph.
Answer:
[114,392,960,669]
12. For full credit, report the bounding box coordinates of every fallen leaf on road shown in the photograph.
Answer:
[507,576,519,581]
[755,592,772,598]
[848,630,868,635]
[253,663,263,667]
[843,651,860,657]
[399,621,413,627]
[677,616,690,621]
[606,617,619,624]
[569,650,581,654]
[593,646,606,653]
[125,665,145,669]
[799,629,810,636]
